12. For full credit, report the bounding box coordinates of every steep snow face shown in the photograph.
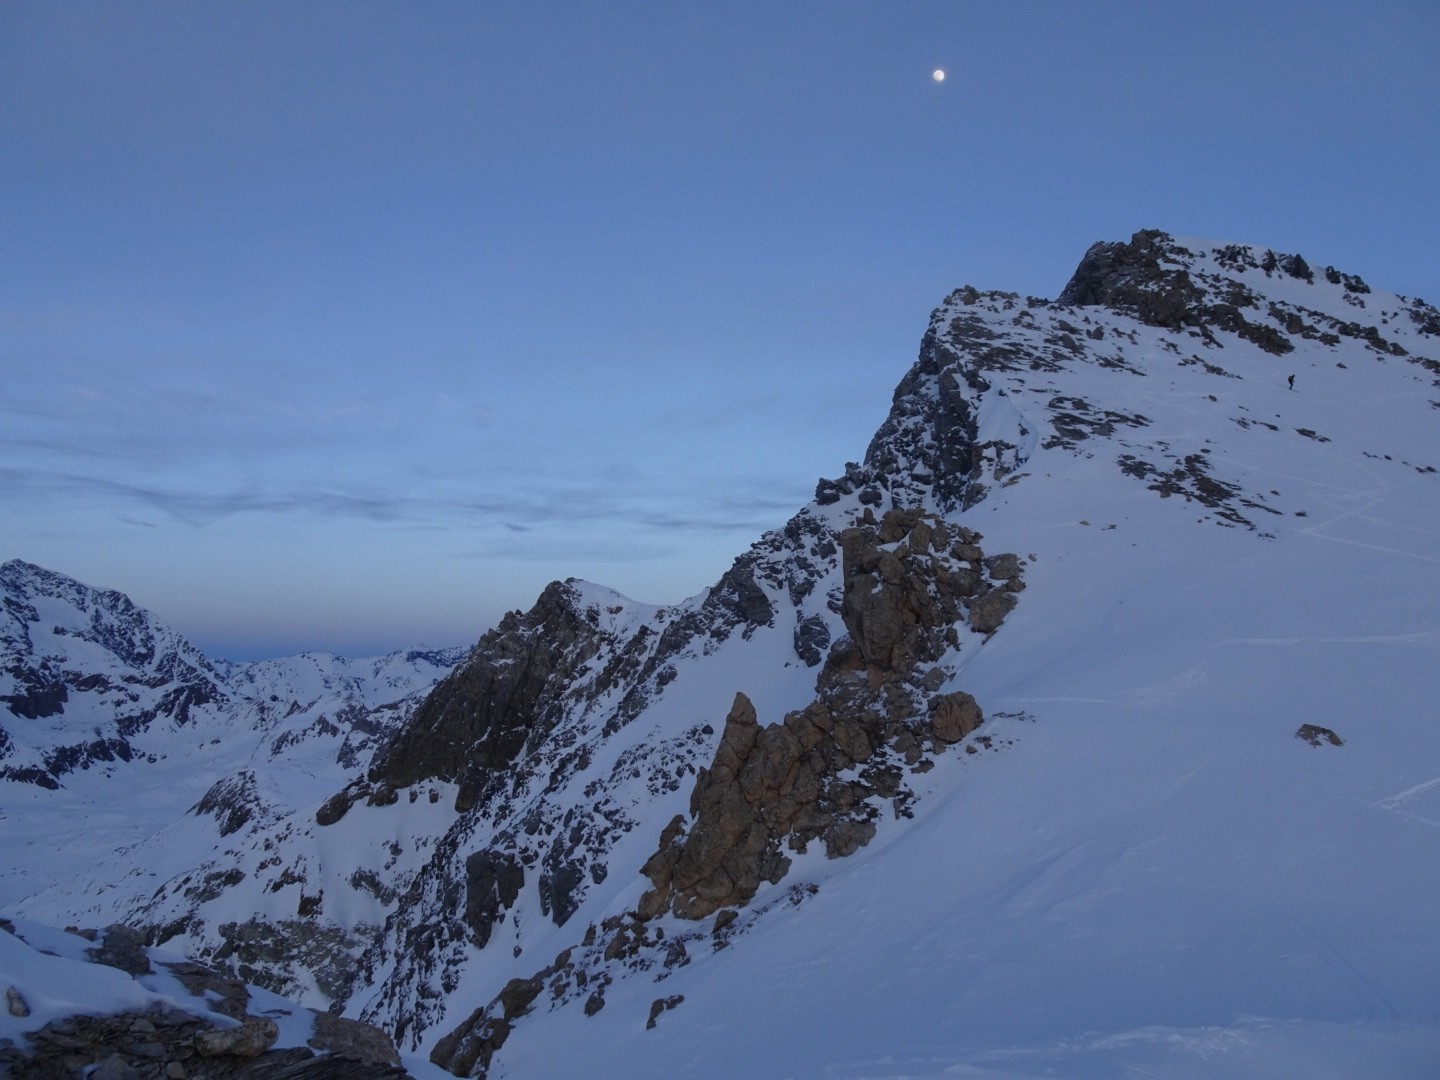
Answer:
[5,231,1439,1079]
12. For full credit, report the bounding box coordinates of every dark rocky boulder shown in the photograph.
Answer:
[1296,723,1344,747]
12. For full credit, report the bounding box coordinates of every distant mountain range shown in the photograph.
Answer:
[5,231,1439,1079]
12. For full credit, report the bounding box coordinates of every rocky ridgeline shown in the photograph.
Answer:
[350,509,877,1050]
[427,507,1024,1077]
[0,923,408,1080]
[362,546,816,822]
[400,231,1440,1076]
[814,330,1029,517]
[1056,228,1422,357]
[861,230,1438,535]
[636,507,1018,921]
[0,560,231,789]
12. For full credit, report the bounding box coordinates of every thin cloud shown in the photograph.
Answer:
[0,462,803,538]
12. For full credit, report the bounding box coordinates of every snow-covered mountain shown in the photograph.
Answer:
[0,560,465,1009]
[4,231,1439,1079]
[0,559,234,789]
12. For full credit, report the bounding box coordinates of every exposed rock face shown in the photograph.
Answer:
[645,995,684,1030]
[427,950,578,1078]
[635,508,1022,920]
[930,690,984,744]
[429,1009,510,1079]
[371,580,602,811]
[86,923,154,976]
[210,918,372,1006]
[369,557,789,815]
[360,563,800,1048]
[463,849,525,949]
[309,1011,403,1066]
[1057,228,1209,331]
[792,613,830,668]
[193,771,264,838]
[815,338,1021,515]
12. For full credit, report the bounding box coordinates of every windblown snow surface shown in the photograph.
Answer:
[4,234,1439,1078]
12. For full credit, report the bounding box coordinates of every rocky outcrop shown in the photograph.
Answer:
[1057,228,1209,331]
[428,952,576,1078]
[1055,229,1413,361]
[84,923,154,976]
[1059,227,1296,355]
[463,849,525,948]
[816,342,1007,515]
[0,923,408,1080]
[425,507,1025,1075]
[209,918,374,1006]
[635,508,1022,920]
[193,772,264,837]
[369,581,604,810]
[1296,723,1344,747]
[309,1012,403,1066]
[2,1009,409,1079]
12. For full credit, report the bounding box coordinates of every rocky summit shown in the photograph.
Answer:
[4,231,1440,1079]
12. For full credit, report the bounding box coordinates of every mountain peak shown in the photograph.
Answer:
[1056,228,1206,329]
[1056,228,1437,352]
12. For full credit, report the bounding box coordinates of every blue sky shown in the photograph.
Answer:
[3,1,1437,660]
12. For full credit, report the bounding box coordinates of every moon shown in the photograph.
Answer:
[932,69,945,83]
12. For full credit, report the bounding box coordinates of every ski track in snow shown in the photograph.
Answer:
[1374,775,1440,830]
[1260,899,1400,1023]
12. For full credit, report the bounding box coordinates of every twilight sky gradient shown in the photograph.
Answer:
[3,1,1437,660]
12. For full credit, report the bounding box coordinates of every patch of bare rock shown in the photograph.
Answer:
[1295,723,1343,747]
[0,924,408,1080]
